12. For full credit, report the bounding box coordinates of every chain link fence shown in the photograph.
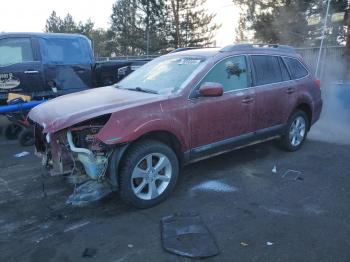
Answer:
[296,46,346,82]
[96,55,159,61]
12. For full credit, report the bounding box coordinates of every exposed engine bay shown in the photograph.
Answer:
[34,115,118,205]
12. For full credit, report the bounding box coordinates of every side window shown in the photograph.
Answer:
[40,37,91,64]
[279,57,291,81]
[251,55,282,85]
[283,57,308,79]
[200,56,248,92]
[0,38,33,66]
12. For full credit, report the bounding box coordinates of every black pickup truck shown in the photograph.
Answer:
[0,33,149,104]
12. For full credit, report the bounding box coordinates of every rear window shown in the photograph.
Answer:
[0,38,33,66]
[283,57,308,79]
[40,37,92,64]
[251,55,282,85]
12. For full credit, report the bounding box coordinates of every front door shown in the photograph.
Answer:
[189,55,255,158]
[0,37,45,101]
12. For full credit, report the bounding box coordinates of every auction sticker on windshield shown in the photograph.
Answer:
[0,73,20,89]
[178,58,202,65]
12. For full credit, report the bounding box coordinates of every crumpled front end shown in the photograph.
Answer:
[33,115,117,205]
[35,116,111,176]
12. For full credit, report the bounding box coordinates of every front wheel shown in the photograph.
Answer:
[280,110,309,152]
[18,128,34,146]
[119,140,179,208]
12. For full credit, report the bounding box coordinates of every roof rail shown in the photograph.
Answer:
[169,47,200,53]
[220,44,296,53]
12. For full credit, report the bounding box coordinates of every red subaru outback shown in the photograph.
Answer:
[29,44,322,208]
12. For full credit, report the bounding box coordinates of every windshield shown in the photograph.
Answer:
[116,56,206,94]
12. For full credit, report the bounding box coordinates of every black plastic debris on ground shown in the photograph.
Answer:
[161,213,219,259]
[82,248,97,258]
[66,180,113,206]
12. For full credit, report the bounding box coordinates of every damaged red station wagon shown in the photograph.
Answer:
[29,44,322,208]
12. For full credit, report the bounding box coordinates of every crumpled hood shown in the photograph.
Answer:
[29,86,161,133]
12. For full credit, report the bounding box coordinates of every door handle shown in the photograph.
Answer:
[24,70,39,74]
[242,97,254,104]
[286,87,296,94]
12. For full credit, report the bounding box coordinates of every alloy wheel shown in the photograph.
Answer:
[289,116,306,147]
[131,153,172,200]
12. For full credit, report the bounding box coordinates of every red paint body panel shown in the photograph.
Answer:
[96,96,191,151]
[29,47,322,159]
[28,86,163,133]
[189,89,255,148]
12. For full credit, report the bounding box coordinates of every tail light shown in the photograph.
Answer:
[314,79,321,89]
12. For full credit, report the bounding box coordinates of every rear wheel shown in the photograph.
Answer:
[280,110,309,151]
[119,140,179,208]
[4,123,23,140]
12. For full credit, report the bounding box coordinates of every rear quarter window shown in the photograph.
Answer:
[283,57,308,79]
[251,55,283,85]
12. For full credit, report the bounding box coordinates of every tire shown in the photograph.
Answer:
[18,128,34,146]
[119,139,179,209]
[4,123,23,140]
[280,110,309,152]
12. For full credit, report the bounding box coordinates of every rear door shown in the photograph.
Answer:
[282,56,310,117]
[250,55,294,131]
[189,55,255,156]
[0,37,44,100]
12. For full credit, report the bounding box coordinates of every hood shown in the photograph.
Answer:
[29,86,162,133]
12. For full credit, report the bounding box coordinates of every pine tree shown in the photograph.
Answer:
[110,0,168,55]
[168,0,219,48]
[45,11,112,57]
[137,0,169,54]
[233,0,348,47]
[110,0,140,55]
[45,11,63,32]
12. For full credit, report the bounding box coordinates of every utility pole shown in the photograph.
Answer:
[315,0,331,78]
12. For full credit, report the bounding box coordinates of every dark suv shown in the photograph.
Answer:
[29,44,322,208]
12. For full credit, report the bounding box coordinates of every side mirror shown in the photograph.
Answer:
[198,82,224,97]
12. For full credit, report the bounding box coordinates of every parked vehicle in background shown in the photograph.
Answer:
[0,33,150,104]
[29,44,322,208]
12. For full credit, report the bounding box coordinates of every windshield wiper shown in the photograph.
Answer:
[123,87,158,94]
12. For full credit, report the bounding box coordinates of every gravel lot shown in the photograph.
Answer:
[0,114,350,262]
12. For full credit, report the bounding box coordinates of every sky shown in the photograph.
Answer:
[0,0,239,47]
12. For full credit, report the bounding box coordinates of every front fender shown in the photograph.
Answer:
[96,112,189,151]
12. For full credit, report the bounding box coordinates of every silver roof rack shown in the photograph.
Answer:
[220,44,296,53]
[169,47,200,53]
